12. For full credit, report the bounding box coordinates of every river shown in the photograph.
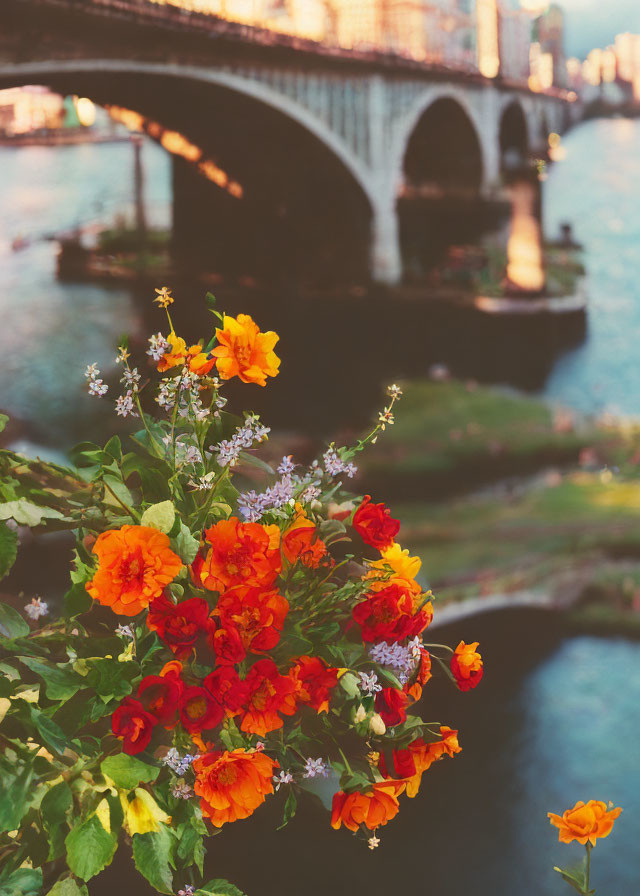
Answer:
[3,122,640,893]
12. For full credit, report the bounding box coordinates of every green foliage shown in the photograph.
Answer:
[0,868,43,896]
[19,658,82,701]
[132,826,175,894]
[0,760,33,833]
[65,815,118,882]
[196,881,247,896]
[0,521,18,580]
[0,603,30,639]
[100,754,159,789]
[45,879,89,896]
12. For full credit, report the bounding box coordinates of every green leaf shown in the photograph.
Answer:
[0,414,8,434]
[132,826,175,894]
[65,815,118,882]
[30,708,69,756]
[100,753,159,789]
[277,790,297,830]
[0,762,34,833]
[104,436,122,463]
[86,658,134,700]
[0,868,43,896]
[175,823,205,873]
[19,657,81,701]
[0,500,64,527]
[40,782,73,827]
[171,523,199,565]
[46,879,89,896]
[0,603,30,639]
[141,501,175,533]
[196,880,246,896]
[0,522,18,581]
[64,583,92,618]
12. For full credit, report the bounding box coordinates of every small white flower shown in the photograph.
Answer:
[358,671,382,695]
[115,391,136,418]
[24,597,48,620]
[354,704,367,724]
[387,384,403,399]
[120,367,141,391]
[171,781,193,800]
[303,757,328,779]
[368,834,381,849]
[88,378,108,397]
[116,624,134,639]
[177,886,195,896]
[273,770,294,791]
[84,363,100,379]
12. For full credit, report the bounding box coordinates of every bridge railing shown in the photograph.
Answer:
[62,0,486,78]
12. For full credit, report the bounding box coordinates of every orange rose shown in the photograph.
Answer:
[425,726,462,763]
[193,748,277,828]
[282,518,330,570]
[451,641,483,691]
[331,781,404,832]
[86,525,183,616]
[212,313,280,386]
[193,518,281,593]
[548,800,622,846]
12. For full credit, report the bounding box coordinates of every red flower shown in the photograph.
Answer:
[137,673,183,727]
[406,648,432,702]
[146,594,213,658]
[451,641,483,692]
[215,585,289,655]
[375,687,408,727]
[211,623,247,666]
[239,659,297,736]
[179,686,224,734]
[193,518,281,593]
[290,656,338,713]
[353,581,432,644]
[111,697,157,755]
[352,496,400,551]
[204,667,249,717]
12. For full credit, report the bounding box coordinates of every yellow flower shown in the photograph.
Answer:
[120,788,171,835]
[154,287,174,309]
[369,542,421,581]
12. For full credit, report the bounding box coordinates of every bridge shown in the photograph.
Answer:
[0,0,580,284]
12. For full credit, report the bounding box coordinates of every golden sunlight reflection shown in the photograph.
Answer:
[106,105,243,197]
[506,180,545,292]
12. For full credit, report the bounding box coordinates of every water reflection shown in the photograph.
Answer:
[543,117,640,416]
[0,139,171,449]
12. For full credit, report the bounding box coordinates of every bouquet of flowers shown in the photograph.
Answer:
[0,290,483,896]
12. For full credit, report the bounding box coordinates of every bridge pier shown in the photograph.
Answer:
[370,198,403,286]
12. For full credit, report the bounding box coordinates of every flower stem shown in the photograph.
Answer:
[585,843,592,894]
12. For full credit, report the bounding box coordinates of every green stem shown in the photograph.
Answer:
[585,843,592,894]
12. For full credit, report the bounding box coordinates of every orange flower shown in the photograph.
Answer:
[193,748,277,828]
[451,641,483,691]
[186,345,216,376]
[212,313,280,386]
[86,525,183,616]
[425,726,462,764]
[379,737,443,798]
[239,658,297,736]
[282,518,330,570]
[215,585,289,654]
[193,518,281,593]
[548,800,622,846]
[157,332,187,372]
[331,781,404,832]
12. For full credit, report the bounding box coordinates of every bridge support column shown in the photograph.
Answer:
[370,197,402,285]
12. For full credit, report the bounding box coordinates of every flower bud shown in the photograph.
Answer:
[369,713,386,736]
[353,704,367,724]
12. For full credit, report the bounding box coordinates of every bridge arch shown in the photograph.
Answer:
[0,59,377,284]
[499,99,529,176]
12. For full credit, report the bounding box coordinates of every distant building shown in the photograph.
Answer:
[533,3,566,89]
[0,86,64,136]
[499,1,534,83]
